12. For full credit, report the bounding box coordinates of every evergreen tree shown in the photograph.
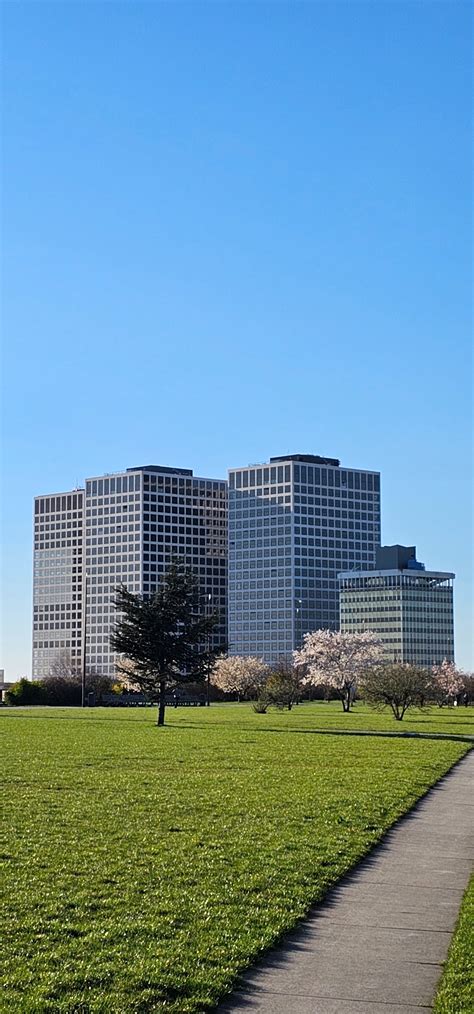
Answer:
[110,560,225,725]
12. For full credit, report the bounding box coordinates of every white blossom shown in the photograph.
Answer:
[211,655,270,696]
[294,629,383,711]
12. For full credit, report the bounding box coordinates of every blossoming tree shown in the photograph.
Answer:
[432,659,464,706]
[294,629,383,712]
[210,655,270,699]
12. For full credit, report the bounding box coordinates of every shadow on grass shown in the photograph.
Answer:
[167,720,474,743]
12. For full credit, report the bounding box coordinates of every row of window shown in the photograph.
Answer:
[87,498,140,514]
[143,528,224,537]
[295,467,379,489]
[143,477,224,491]
[35,494,84,514]
[230,492,378,512]
[342,608,453,618]
[231,467,291,488]
[295,491,379,503]
[143,493,226,505]
[229,465,379,489]
[235,640,311,649]
[342,577,453,589]
[295,525,375,535]
[34,607,80,615]
[34,623,80,632]
[36,537,81,544]
[86,475,141,495]
[231,621,294,629]
[33,640,73,648]
[35,521,82,534]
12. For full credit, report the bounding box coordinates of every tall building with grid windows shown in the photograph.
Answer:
[33,465,227,680]
[85,465,227,677]
[228,454,381,662]
[339,545,455,666]
[32,489,85,678]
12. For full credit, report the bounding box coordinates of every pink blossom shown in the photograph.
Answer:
[432,660,463,700]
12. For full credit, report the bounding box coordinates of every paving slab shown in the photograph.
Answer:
[218,751,473,1013]
[282,921,453,963]
[346,859,471,889]
[219,997,431,1014]
[313,903,462,932]
[376,844,474,863]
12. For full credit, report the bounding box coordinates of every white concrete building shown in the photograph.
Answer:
[338,545,455,666]
[32,489,85,677]
[85,465,227,676]
[33,465,227,679]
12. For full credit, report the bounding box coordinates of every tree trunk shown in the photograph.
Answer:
[157,680,166,726]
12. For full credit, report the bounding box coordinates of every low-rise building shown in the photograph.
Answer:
[338,545,454,667]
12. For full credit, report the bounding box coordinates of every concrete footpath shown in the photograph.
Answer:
[219,750,474,1014]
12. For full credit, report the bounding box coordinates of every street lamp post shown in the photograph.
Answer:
[206,592,212,707]
[295,597,302,648]
[81,574,88,708]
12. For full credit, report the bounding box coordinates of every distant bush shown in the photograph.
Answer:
[6,673,118,707]
[41,676,82,706]
[252,698,268,713]
[5,678,47,706]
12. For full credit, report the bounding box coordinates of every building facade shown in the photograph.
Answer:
[228,454,381,661]
[33,465,227,679]
[32,489,85,678]
[338,545,455,666]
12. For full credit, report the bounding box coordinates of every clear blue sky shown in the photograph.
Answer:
[1,1,472,677]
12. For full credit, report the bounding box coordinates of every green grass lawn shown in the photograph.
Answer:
[1,705,471,1013]
[434,874,473,1014]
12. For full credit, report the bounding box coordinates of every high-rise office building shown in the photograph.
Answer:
[228,453,381,661]
[85,465,227,676]
[338,545,455,667]
[32,465,227,679]
[32,489,85,678]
